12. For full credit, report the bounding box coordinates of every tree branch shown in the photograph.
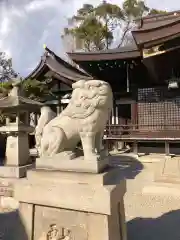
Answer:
[118,21,131,47]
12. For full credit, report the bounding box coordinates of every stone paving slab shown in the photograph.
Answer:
[123,159,180,240]
[125,193,180,240]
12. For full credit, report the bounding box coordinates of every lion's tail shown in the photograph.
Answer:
[35,107,56,154]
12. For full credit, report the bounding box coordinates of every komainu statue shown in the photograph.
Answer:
[35,106,56,156]
[36,80,113,161]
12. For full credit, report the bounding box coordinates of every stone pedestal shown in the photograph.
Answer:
[36,155,109,174]
[0,125,34,207]
[6,133,29,166]
[14,165,127,240]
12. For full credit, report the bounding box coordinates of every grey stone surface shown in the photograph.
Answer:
[36,156,109,173]
[155,156,180,183]
[35,106,56,156]
[14,166,126,240]
[122,159,180,240]
[5,133,30,166]
[27,167,119,186]
[33,206,91,240]
[33,202,127,240]
[19,203,34,240]
[0,197,19,209]
[0,178,14,197]
[15,168,126,215]
[110,152,165,163]
[0,164,34,178]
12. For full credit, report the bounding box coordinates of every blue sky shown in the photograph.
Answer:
[0,0,179,77]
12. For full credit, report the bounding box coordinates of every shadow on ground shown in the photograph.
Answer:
[0,210,28,240]
[110,154,143,180]
[128,210,180,240]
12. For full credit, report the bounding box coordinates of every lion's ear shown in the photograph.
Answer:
[72,80,86,89]
[86,80,101,87]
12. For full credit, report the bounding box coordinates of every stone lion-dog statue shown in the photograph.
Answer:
[35,80,113,161]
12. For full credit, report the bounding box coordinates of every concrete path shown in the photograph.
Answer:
[0,209,28,240]
[117,158,180,240]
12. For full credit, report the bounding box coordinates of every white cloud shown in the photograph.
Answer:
[0,0,178,77]
[0,0,73,76]
[0,16,10,35]
[146,0,180,10]
[25,0,61,12]
[10,7,25,18]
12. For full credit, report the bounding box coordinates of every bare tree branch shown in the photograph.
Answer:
[117,21,131,47]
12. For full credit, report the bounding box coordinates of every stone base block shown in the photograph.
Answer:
[0,180,13,197]
[26,167,121,186]
[0,196,19,209]
[14,168,127,240]
[0,164,34,178]
[155,175,180,184]
[142,157,180,197]
[154,157,180,184]
[142,182,180,197]
[36,156,109,173]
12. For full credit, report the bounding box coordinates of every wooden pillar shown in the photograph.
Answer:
[165,141,170,156]
[133,141,138,155]
[6,117,10,125]
[24,111,29,125]
[35,113,38,126]
[115,106,119,124]
[111,105,115,124]
[56,105,60,115]
[57,80,61,115]
[131,102,138,129]
[16,112,20,124]
[126,63,130,93]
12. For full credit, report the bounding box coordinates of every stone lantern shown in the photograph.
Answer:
[0,81,42,178]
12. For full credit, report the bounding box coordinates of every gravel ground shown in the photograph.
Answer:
[1,156,180,239]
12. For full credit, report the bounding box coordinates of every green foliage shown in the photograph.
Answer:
[63,0,167,50]
[123,0,149,18]
[0,78,50,102]
[0,81,13,97]
[119,0,167,46]
[70,17,113,50]
[74,4,94,21]
[0,78,50,124]
[0,81,13,123]
[95,2,124,29]
[117,0,150,46]
[148,9,167,15]
[21,78,49,101]
[95,2,124,48]
[63,2,123,51]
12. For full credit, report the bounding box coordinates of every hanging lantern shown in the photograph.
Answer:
[168,81,179,89]
[168,77,179,89]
